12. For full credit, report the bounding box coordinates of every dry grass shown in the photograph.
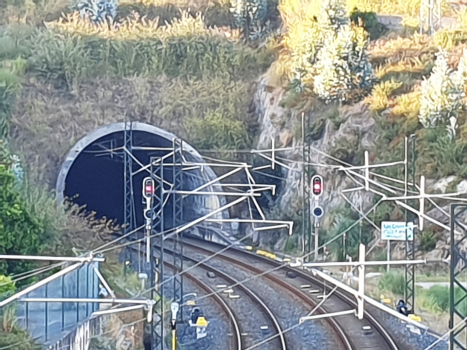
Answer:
[9,75,256,185]
[120,0,228,7]
[47,10,239,40]
[364,78,402,111]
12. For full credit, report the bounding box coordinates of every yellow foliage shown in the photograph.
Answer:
[457,8,467,30]
[374,55,433,79]
[278,0,319,29]
[370,33,434,60]
[46,10,238,40]
[434,29,467,50]
[365,78,402,111]
[391,87,421,119]
[401,15,420,28]
[266,54,294,87]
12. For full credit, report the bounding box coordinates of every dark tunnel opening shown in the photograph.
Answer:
[59,124,227,230]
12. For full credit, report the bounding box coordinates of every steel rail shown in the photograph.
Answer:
[127,245,242,350]
[180,234,400,350]
[159,245,288,350]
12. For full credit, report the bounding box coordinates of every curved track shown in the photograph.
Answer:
[166,259,243,350]
[176,234,401,350]
[163,246,288,350]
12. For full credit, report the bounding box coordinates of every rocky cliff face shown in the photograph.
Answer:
[253,77,377,229]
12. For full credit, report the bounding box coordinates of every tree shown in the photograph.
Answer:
[312,25,353,102]
[0,142,45,279]
[419,49,465,129]
[312,23,375,102]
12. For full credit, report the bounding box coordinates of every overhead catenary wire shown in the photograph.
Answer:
[9,135,458,350]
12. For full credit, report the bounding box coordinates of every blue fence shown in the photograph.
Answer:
[15,261,100,346]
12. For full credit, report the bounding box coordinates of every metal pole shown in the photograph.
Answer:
[314,221,319,261]
[358,244,365,319]
[302,112,306,256]
[172,325,177,350]
[409,135,416,310]
[387,240,390,273]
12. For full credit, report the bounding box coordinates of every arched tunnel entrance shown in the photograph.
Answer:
[56,122,228,229]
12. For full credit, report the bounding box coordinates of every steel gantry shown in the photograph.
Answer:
[124,119,137,268]
[302,112,313,261]
[149,151,169,350]
[405,135,417,312]
[420,0,442,35]
[171,139,184,322]
[450,203,467,350]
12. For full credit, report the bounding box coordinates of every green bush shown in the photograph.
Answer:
[349,8,387,40]
[0,68,21,138]
[0,148,46,280]
[186,110,251,150]
[379,271,405,295]
[426,285,449,312]
[0,275,15,298]
[419,230,437,252]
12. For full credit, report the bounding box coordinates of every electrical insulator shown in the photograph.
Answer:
[312,175,323,197]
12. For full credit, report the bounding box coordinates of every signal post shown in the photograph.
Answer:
[311,175,324,260]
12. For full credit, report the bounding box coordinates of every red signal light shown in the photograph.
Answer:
[143,178,155,199]
[312,175,323,197]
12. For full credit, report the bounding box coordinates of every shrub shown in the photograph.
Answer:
[379,271,405,295]
[230,0,269,39]
[426,285,449,312]
[76,0,118,24]
[0,275,15,298]
[317,0,348,34]
[313,25,353,102]
[349,8,387,40]
[0,68,22,138]
[419,230,437,252]
[313,24,375,102]
[186,110,251,150]
[366,79,403,111]
[0,160,45,279]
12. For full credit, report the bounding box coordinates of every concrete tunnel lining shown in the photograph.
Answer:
[56,122,229,228]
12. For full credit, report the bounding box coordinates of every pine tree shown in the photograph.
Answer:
[313,25,353,102]
[348,25,375,90]
[419,50,464,128]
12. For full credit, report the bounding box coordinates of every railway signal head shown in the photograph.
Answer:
[142,177,155,199]
[312,175,323,197]
[312,206,324,219]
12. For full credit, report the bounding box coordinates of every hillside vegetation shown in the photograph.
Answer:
[1,0,467,342]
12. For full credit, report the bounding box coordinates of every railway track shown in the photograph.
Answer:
[167,234,402,350]
[165,258,242,350]
[127,243,286,350]
[176,249,288,350]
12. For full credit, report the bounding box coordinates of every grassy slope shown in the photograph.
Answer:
[2,0,467,339]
